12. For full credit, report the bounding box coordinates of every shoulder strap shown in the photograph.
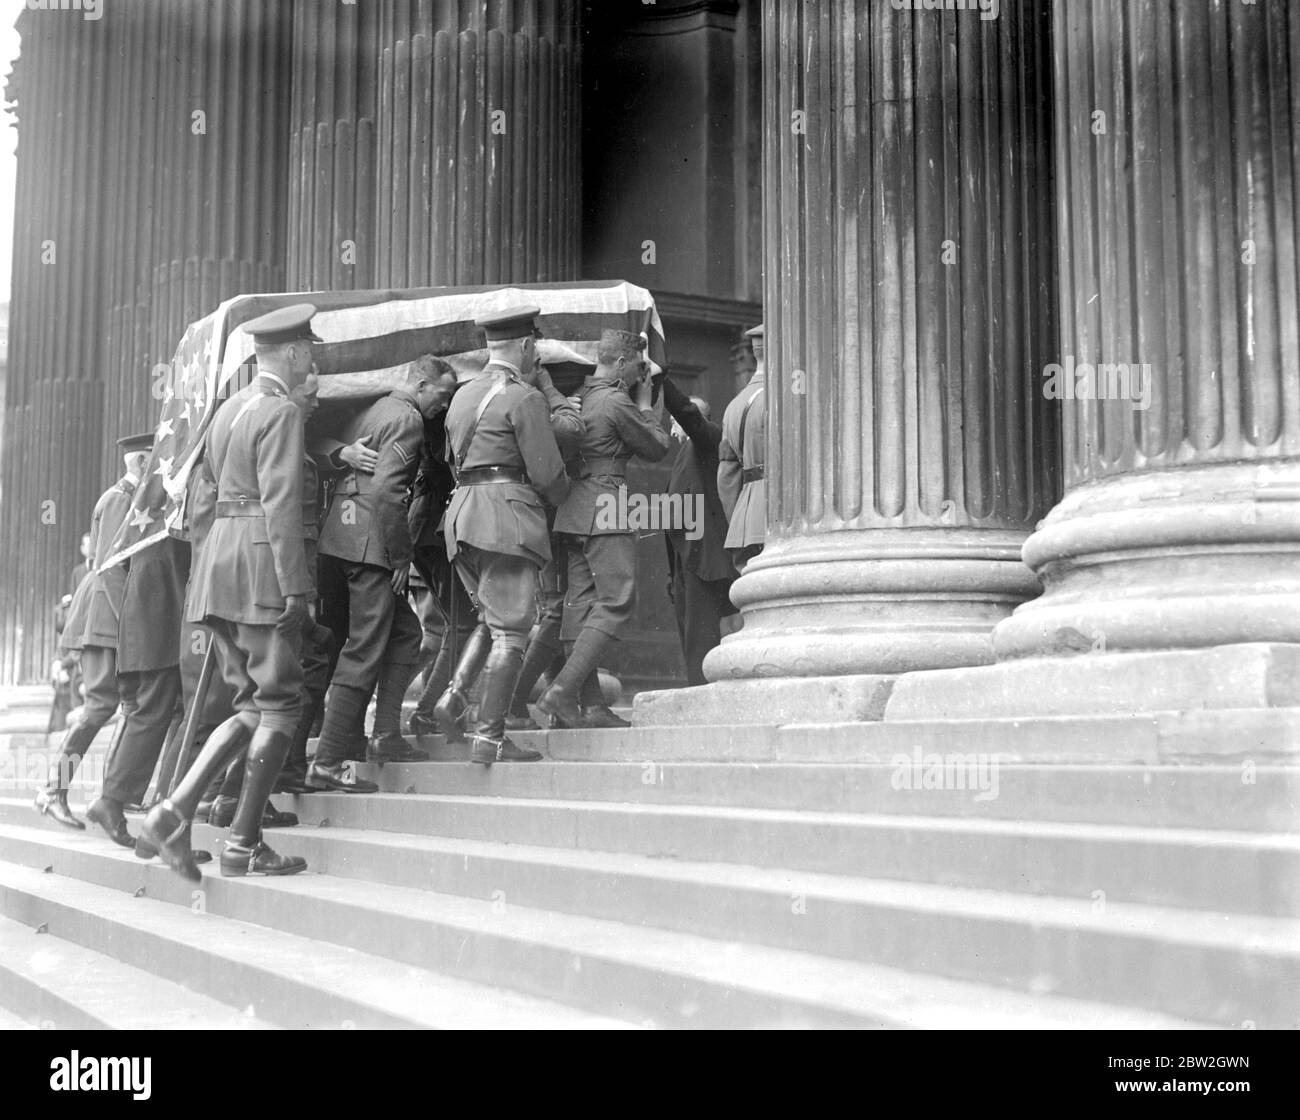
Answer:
[735,386,765,467]
[453,375,510,476]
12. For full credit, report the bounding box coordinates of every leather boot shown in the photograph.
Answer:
[85,796,134,847]
[506,631,563,731]
[32,717,100,829]
[222,727,308,878]
[538,629,612,730]
[220,727,307,877]
[162,714,255,824]
[433,624,491,744]
[579,670,629,728]
[470,645,542,766]
[410,644,453,737]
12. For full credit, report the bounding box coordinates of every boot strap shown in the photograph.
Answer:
[470,734,506,761]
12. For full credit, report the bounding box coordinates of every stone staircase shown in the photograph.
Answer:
[0,706,1297,1029]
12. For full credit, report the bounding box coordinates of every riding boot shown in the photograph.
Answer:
[220,727,307,878]
[506,627,564,728]
[433,624,491,744]
[410,644,454,736]
[470,646,542,765]
[538,628,612,730]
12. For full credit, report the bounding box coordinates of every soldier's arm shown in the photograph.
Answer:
[366,405,425,570]
[254,401,313,600]
[661,377,722,452]
[512,390,570,508]
[186,454,218,556]
[611,391,672,463]
[534,367,584,456]
[717,427,742,520]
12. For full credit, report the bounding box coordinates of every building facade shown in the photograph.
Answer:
[3,0,1298,738]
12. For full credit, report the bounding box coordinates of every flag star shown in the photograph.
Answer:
[181,401,192,423]
[156,417,175,440]
[154,456,174,480]
[128,507,153,532]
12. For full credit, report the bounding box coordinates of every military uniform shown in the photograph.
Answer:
[439,306,569,763]
[661,377,737,686]
[538,329,670,728]
[144,303,320,881]
[35,435,147,831]
[311,388,428,775]
[718,324,768,570]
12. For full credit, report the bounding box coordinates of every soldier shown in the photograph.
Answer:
[429,350,582,744]
[307,357,459,791]
[34,432,152,829]
[537,329,670,729]
[142,303,319,880]
[717,323,767,572]
[438,306,569,764]
[661,379,737,685]
[83,534,189,846]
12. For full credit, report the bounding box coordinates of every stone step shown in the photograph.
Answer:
[0,860,634,1030]
[171,791,1299,917]
[0,819,1289,1026]
[0,913,277,1030]
[0,1004,38,1029]
[345,759,1300,833]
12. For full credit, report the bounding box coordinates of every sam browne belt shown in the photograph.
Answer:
[457,466,528,486]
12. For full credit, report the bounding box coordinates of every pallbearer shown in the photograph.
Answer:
[34,432,152,829]
[142,304,319,880]
[439,306,569,764]
[537,329,670,728]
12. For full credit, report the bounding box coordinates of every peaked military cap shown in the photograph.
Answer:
[744,323,764,339]
[116,431,154,453]
[476,305,542,341]
[243,303,323,345]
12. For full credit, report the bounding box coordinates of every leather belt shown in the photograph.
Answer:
[577,456,629,479]
[216,498,264,517]
[457,466,528,486]
[741,466,765,484]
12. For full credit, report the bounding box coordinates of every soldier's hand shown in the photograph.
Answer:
[567,395,582,411]
[391,566,410,597]
[633,375,654,411]
[277,594,308,633]
[341,435,379,474]
[534,366,556,394]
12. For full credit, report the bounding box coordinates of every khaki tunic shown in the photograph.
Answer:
[717,370,767,551]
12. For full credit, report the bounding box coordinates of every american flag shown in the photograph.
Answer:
[101,280,666,571]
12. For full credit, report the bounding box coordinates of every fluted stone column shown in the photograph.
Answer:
[888,0,1300,722]
[288,0,581,290]
[655,0,1058,722]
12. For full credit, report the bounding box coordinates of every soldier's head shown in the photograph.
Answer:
[79,532,91,560]
[289,370,320,421]
[594,328,648,386]
[476,306,542,382]
[406,354,458,419]
[245,303,323,392]
[117,431,153,481]
[745,323,765,368]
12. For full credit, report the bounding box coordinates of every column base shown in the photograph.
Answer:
[885,642,1300,721]
[702,529,1039,680]
[634,674,896,727]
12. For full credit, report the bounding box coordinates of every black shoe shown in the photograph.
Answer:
[208,795,237,828]
[407,710,440,739]
[470,735,543,766]
[140,800,202,883]
[367,733,429,764]
[581,705,631,729]
[536,684,585,730]
[85,797,134,848]
[273,769,308,794]
[304,761,379,794]
[262,801,299,828]
[220,840,308,878]
[34,788,85,830]
[433,685,470,744]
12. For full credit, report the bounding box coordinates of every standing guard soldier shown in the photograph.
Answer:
[537,329,671,729]
[34,432,152,829]
[306,358,459,791]
[142,303,319,880]
[717,323,767,572]
[438,306,570,764]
